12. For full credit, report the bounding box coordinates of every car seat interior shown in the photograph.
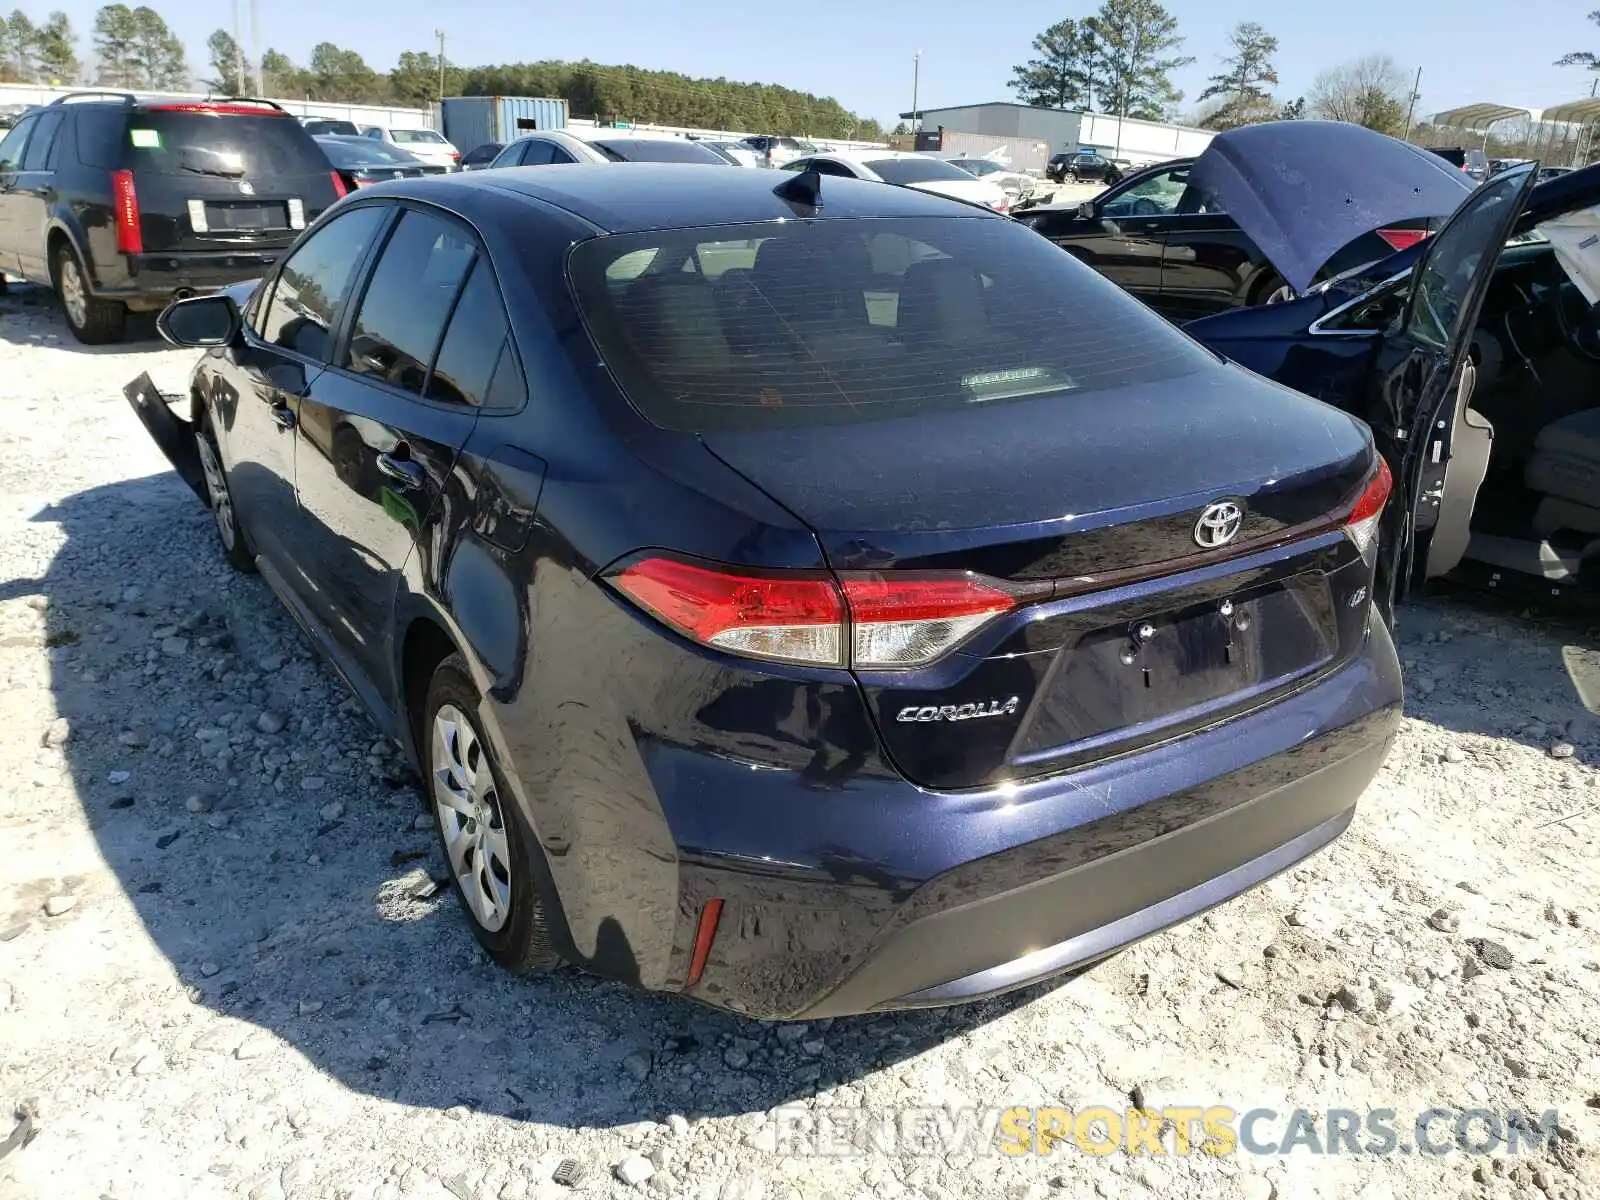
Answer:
[1457,234,1600,587]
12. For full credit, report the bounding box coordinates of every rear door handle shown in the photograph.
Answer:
[375,451,424,490]
[270,405,296,430]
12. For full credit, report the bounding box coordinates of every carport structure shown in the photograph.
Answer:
[1430,102,1531,150]
[1430,98,1600,169]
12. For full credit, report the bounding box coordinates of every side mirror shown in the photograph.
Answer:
[157,294,240,348]
[1076,200,1095,220]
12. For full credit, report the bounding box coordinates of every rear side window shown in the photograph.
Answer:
[260,205,388,359]
[20,111,62,170]
[568,216,1212,433]
[0,114,37,170]
[123,112,328,177]
[425,258,516,408]
[344,210,475,393]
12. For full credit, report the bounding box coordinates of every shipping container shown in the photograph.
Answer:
[440,96,568,153]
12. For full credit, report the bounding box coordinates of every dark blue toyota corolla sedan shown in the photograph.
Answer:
[128,163,1403,1019]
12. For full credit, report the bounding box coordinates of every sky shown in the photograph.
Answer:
[29,0,1600,127]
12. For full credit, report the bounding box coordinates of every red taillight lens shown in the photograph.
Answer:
[146,103,290,116]
[1344,456,1393,558]
[609,557,1025,669]
[612,557,845,666]
[840,573,1017,667]
[1376,228,1428,253]
[110,169,141,254]
[686,898,723,987]
[329,171,349,199]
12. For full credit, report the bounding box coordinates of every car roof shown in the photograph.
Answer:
[375,162,1004,233]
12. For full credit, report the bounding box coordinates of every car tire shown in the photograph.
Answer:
[53,244,126,345]
[424,654,560,974]
[195,417,255,572]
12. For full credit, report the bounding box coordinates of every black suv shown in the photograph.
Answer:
[0,92,342,343]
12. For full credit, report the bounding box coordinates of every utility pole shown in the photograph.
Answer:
[232,0,244,94]
[1401,66,1422,142]
[250,0,263,96]
[436,29,447,102]
[911,51,921,139]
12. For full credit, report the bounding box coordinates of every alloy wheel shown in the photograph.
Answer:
[58,255,87,329]
[195,434,237,550]
[431,704,513,932]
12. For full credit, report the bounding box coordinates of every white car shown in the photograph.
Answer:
[360,126,461,171]
[485,129,731,168]
[698,139,763,168]
[943,156,1037,206]
[780,151,1012,213]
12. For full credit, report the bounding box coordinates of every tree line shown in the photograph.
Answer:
[1013,4,1600,146]
[0,4,885,139]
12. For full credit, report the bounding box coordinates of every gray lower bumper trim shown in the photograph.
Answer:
[892,806,1354,1006]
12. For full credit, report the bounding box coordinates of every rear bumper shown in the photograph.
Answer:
[668,618,1402,1019]
[96,249,284,304]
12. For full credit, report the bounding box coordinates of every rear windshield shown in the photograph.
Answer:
[590,138,726,164]
[864,157,979,186]
[567,216,1212,433]
[392,129,447,145]
[121,112,328,176]
[319,138,410,168]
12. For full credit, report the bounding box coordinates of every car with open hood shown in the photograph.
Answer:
[120,163,1400,1019]
[1016,122,1473,323]
[1189,162,1600,607]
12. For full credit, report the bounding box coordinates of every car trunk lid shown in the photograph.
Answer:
[701,368,1382,790]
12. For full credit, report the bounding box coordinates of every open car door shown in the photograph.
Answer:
[1365,164,1540,620]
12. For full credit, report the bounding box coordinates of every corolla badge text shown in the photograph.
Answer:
[897,697,1020,723]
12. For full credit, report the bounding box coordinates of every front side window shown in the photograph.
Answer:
[568,216,1212,433]
[343,210,475,393]
[260,205,388,360]
[1103,169,1188,216]
[520,139,556,166]
[0,115,37,171]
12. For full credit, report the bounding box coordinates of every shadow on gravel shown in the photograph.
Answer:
[1391,583,1600,764]
[13,471,1052,1133]
[0,284,163,352]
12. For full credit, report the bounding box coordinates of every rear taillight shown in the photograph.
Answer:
[329,171,349,199]
[841,574,1017,667]
[609,556,1027,669]
[613,557,845,666]
[1376,228,1428,252]
[1343,456,1393,559]
[111,169,141,254]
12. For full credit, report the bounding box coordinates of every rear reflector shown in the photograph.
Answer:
[1343,456,1394,558]
[1376,228,1428,252]
[686,898,723,987]
[329,171,349,199]
[111,170,142,254]
[609,556,1028,669]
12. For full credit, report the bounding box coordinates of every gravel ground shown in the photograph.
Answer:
[1,285,1598,1200]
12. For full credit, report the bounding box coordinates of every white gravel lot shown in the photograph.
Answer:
[1,283,1598,1200]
